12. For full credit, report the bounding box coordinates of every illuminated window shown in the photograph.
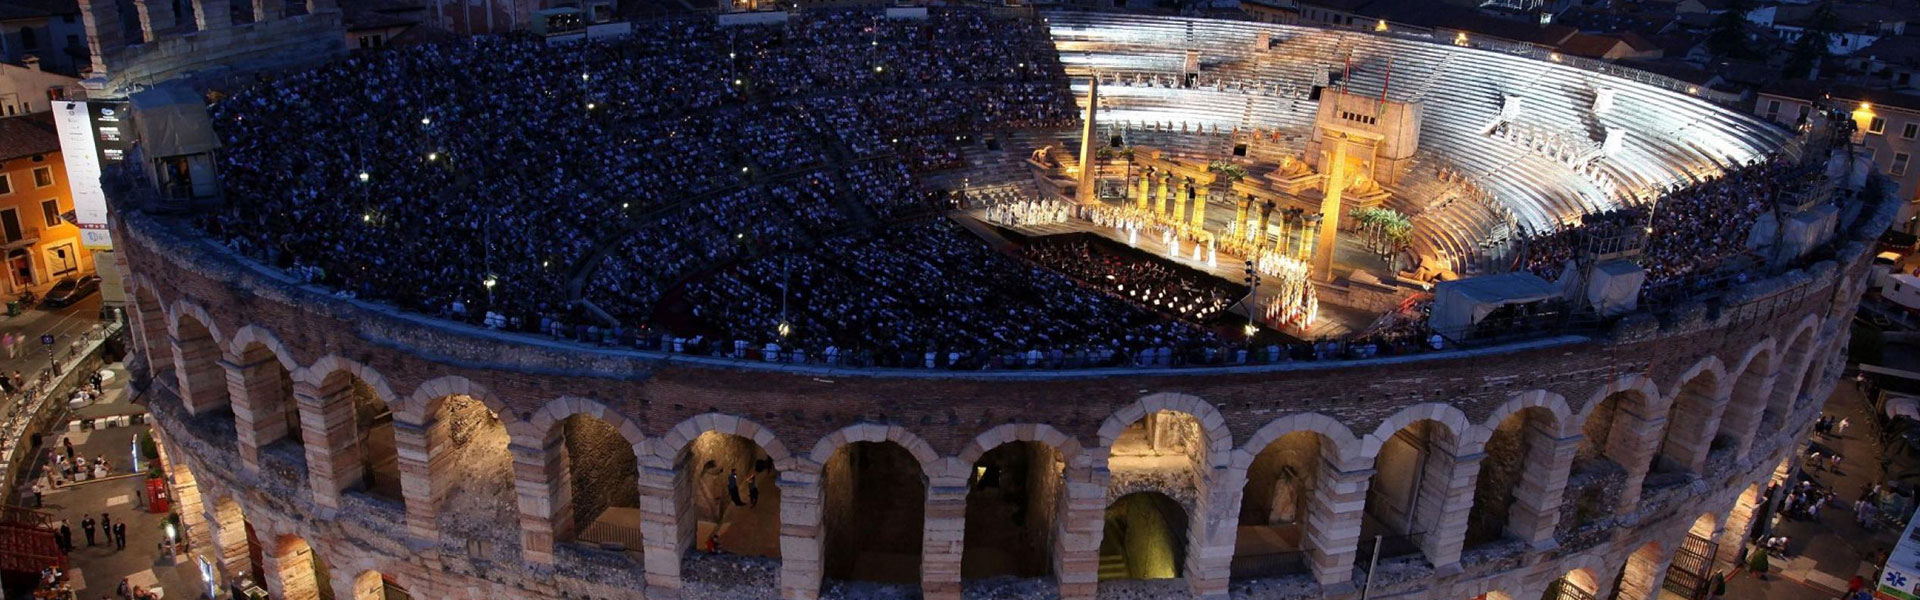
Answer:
[32,166,51,188]
[40,199,58,227]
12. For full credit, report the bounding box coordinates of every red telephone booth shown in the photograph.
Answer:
[146,478,171,513]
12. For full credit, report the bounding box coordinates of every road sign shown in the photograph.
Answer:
[39,334,53,346]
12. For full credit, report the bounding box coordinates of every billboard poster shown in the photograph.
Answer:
[50,101,114,250]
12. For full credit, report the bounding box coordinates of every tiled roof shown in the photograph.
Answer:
[0,112,61,162]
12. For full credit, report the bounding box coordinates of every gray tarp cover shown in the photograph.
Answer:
[1430,272,1557,335]
[130,84,217,158]
[1585,259,1645,317]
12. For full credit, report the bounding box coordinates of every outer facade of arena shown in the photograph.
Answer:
[118,11,1890,600]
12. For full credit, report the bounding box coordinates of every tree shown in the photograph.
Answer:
[1706,0,1754,59]
[1784,1,1839,79]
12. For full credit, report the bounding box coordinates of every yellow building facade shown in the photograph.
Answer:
[0,112,94,295]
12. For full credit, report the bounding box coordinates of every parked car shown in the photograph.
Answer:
[42,275,100,307]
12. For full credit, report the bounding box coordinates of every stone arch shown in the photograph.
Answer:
[1717,483,1765,569]
[1572,375,1663,519]
[1542,565,1603,600]
[1615,541,1668,600]
[658,413,793,574]
[813,425,933,589]
[518,396,647,552]
[959,427,1078,582]
[227,325,304,475]
[1228,412,1363,580]
[267,534,336,600]
[1360,407,1477,570]
[1654,357,1728,480]
[1765,315,1822,433]
[295,356,405,507]
[1096,392,1234,471]
[208,494,262,587]
[167,299,230,415]
[1466,391,1574,551]
[1722,338,1777,461]
[397,376,520,548]
[350,569,407,600]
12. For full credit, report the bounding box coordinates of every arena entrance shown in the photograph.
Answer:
[822,441,926,585]
[962,441,1061,580]
[1098,492,1187,580]
[1659,516,1717,600]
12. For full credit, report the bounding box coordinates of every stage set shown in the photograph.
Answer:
[961,78,1438,340]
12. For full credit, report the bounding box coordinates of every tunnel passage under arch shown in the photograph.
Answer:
[1648,369,1722,494]
[1568,390,1653,526]
[679,430,781,559]
[822,440,926,584]
[1233,430,1328,578]
[560,414,641,549]
[962,440,1062,580]
[422,394,516,553]
[1099,491,1188,580]
[1360,419,1465,564]
[1465,406,1558,550]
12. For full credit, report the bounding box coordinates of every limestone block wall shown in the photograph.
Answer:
[113,166,1896,600]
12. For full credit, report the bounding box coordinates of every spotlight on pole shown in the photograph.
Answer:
[357,171,369,182]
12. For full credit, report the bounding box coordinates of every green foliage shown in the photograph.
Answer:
[1207,160,1249,182]
[1784,2,1839,79]
[1348,207,1414,256]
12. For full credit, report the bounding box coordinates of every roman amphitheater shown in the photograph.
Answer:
[108,7,1896,600]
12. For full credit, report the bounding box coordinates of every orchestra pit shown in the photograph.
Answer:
[105,6,1897,600]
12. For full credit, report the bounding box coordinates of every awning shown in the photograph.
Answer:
[129,84,218,158]
[1430,272,1558,335]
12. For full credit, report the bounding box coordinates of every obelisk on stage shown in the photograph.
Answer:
[1076,76,1100,204]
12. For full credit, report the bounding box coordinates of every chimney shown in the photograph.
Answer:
[22,55,40,71]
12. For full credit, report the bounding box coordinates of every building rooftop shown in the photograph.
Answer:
[0,112,60,163]
[1761,80,1920,113]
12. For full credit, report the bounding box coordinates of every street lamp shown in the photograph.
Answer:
[357,171,369,183]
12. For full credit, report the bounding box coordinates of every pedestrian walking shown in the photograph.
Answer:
[1831,453,1843,473]
[113,522,125,550]
[726,469,744,506]
[62,437,74,462]
[56,520,71,553]
[748,475,759,508]
[81,515,95,546]
[100,513,111,539]
[1837,417,1851,437]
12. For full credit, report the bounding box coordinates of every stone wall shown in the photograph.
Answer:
[565,415,640,538]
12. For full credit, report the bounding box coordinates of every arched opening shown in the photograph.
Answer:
[822,440,926,585]
[425,394,515,555]
[1766,328,1815,432]
[1569,391,1650,526]
[1361,420,1462,563]
[172,313,231,416]
[1658,514,1719,599]
[350,570,409,600]
[679,430,781,559]
[962,441,1062,580]
[270,535,336,600]
[1722,484,1764,566]
[1466,406,1558,550]
[1723,349,1773,455]
[559,414,641,549]
[1233,431,1329,578]
[233,341,301,458]
[211,496,266,588]
[1099,491,1188,580]
[1796,339,1829,411]
[1650,370,1721,491]
[1614,541,1665,600]
[312,371,401,501]
[1540,568,1598,600]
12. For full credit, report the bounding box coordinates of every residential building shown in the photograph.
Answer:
[0,59,72,115]
[0,111,93,294]
[1755,84,1920,229]
[0,0,88,76]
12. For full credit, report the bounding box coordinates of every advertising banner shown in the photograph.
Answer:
[50,101,114,250]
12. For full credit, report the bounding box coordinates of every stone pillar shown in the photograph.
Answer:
[1413,447,1481,575]
[1618,546,1676,600]
[252,0,283,21]
[193,0,230,30]
[264,540,321,600]
[1611,408,1667,511]
[173,333,230,415]
[1136,170,1152,212]
[208,496,253,580]
[1173,180,1191,225]
[1187,466,1236,600]
[1155,174,1171,216]
[1053,468,1107,600]
[1231,196,1249,237]
[1664,389,1723,474]
[1725,373,1776,462]
[226,356,288,473]
[170,458,213,550]
[132,296,173,382]
[921,485,967,600]
[1075,77,1099,205]
[295,377,360,510]
[777,469,823,600]
[1191,189,1208,231]
[1716,490,1763,570]
[1507,429,1579,549]
[511,438,567,565]
[638,457,684,595]
[394,420,437,541]
[132,0,175,41]
[1313,138,1348,280]
[77,0,127,75]
[1305,456,1371,593]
